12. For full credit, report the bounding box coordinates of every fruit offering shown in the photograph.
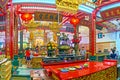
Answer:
[60,68,69,72]
[84,63,89,68]
[75,66,83,69]
[47,41,57,50]
[75,66,80,68]
[68,67,76,71]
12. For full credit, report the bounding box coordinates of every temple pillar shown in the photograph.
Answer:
[5,4,14,59]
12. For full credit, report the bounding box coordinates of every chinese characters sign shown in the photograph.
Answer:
[13,15,18,54]
[56,0,79,13]
[80,20,91,27]
[5,10,11,59]
[100,7,120,20]
[34,12,63,22]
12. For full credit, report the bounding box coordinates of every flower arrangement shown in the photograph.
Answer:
[72,35,81,43]
[72,38,80,43]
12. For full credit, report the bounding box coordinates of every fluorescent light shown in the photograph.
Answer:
[100,3,120,11]
[13,0,55,4]
[21,6,57,10]
[79,5,94,13]
[80,5,94,11]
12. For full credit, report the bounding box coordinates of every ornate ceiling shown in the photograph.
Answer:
[0,0,119,32]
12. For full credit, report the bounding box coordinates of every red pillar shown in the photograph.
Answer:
[90,0,119,56]
[13,14,18,55]
[5,11,10,59]
[90,8,100,56]
[5,0,14,59]
[5,10,14,59]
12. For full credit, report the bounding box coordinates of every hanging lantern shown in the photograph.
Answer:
[70,17,80,27]
[21,13,33,21]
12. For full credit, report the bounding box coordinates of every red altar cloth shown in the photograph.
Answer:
[44,60,117,80]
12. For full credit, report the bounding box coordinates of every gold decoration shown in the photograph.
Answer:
[34,30,44,37]
[23,21,62,32]
[56,0,79,14]
[22,19,40,28]
[56,0,95,14]
[53,32,57,41]
[30,31,34,40]
[51,66,117,80]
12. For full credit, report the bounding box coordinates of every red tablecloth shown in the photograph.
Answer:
[44,60,117,80]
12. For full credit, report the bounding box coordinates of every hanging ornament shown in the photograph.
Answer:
[21,13,33,21]
[70,17,80,27]
[70,17,80,34]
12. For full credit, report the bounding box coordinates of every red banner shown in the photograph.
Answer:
[13,14,18,55]
[100,7,120,20]
[79,20,91,27]
[5,8,14,59]
[5,10,11,59]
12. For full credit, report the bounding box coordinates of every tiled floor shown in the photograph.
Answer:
[12,65,42,76]
[11,65,38,80]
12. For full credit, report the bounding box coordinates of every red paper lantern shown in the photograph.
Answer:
[21,13,33,21]
[70,17,80,26]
